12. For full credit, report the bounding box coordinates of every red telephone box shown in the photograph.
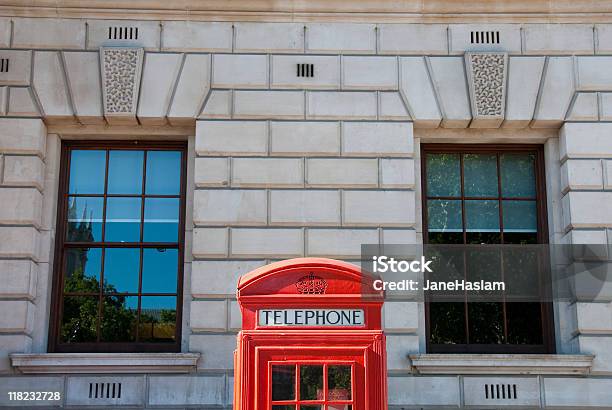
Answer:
[233,258,387,410]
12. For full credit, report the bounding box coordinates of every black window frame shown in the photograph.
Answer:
[421,143,556,354]
[48,140,187,353]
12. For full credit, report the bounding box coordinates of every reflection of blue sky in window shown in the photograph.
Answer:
[142,248,178,293]
[146,151,181,195]
[141,296,176,313]
[67,197,104,241]
[144,198,179,242]
[105,197,142,242]
[65,248,102,282]
[69,150,106,194]
[104,248,140,293]
[108,150,144,194]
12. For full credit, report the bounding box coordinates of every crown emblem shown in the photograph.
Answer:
[295,273,328,295]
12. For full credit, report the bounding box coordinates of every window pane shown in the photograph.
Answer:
[300,365,323,401]
[143,198,179,242]
[429,302,467,344]
[66,197,104,242]
[139,296,177,342]
[60,296,99,343]
[273,407,295,410]
[328,406,351,410]
[501,154,536,197]
[141,248,178,293]
[300,406,322,410]
[272,365,296,401]
[107,150,144,194]
[105,197,142,242]
[468,302,505,344]
[103,248,140,293]
[64,248,102,293]
[426,154,461,197]
[427,200,462,232]
[69,150,106,194]
[146,151,181,195]
[328,366,351,400]
[506,303,543,344]
[503,200,537,233]
[464,154,498,197]
[465,200,501,243]
[100,295,138,342]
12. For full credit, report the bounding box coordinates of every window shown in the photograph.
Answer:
[49,141,186,353]
[421,144,554,354]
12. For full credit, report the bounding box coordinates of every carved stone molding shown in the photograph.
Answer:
[100,47,144,124]
[465,52,508,128]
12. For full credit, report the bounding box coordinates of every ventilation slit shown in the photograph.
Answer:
[496,31,500,43]
[513,384,517,399]
[118,383,122,399]
[484,384,489,399]
[296,63,315,78]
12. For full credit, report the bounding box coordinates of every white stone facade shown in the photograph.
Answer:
[0,8,611,409]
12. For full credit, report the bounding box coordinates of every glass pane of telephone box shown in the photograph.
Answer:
[300,365,323,401]
[327,366,351,400]
[272,365,296,401]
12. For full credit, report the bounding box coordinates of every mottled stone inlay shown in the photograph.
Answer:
[466,52,507,120]
[101,47,143,115]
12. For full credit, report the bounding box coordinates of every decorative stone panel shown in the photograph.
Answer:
[465,52,508,128]
[100,47,144,124]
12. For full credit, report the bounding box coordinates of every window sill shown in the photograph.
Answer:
[10,353,201,374]
[408,354,594,375]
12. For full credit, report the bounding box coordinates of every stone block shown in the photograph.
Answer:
[189,334,236,370]
[191,260,265,296]
[343,190,416,226]
[524,24,594,54]
[2,155,44,190]
[382,229,418,245]
[306,228,378,258]
[576,57,612,91]
[192,228,228,258]
[596,24,612,54]
[563,192,612,229]
[199,90,231,119]
[13,18,85,49]
[428,56,471,128]
[0,18,9,48]
[0,260,37,299]
[271,55,340,89]
[576,302,612,334]
[379,24,448,55]
[379,92,410,120]
[148,374,226,405]
[342,122,413,157]
[342,56,398,90]
[561,159,603,192]
[0,227,38,260]
[384,301,418,332]
[604,160,612,189]
[33,51,73,119]
[270,121,340,156]
[7,87,39,117]
[190,300,227,331]
[380,158,415,188]
[230,228,303,258]
[399,57,442,127]
[229,300,242,330]
[0,376,62,406]
[137,53,183,125]
[233,91,304,119]
[66,376,144,406]
[306,23,376,54]
[169,54,211,122]
[533,57,574,128]
[270,190,340,226]
[504,56,546,128]
[0,301,32,333]
[162,21,232,52]
[601,93,612,121]
[235,22,304,53]
[63,51,103,124]
[388,375,459,406]
[193,189,267,226]
[386,334,419,370]
[0,188,42,226]
[0,50,32,86]
[307,91,377,120]
[212,54,268,89]
[449,24,522,54]
[544,377,612,407]
[560,123,612,159]
[577,336,612,373]
[195,157,229,187]
[463,376,540,407]
[196,121,268,156]
[306,158,378,187]
[567,229,608,245]
[232,158,304,188]
[87,19,160,50]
